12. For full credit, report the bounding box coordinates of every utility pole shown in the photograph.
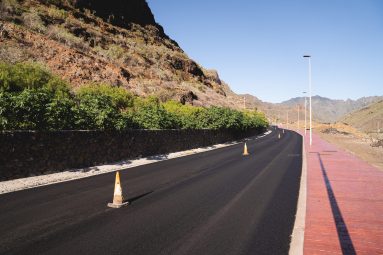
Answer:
[297,104,300,131]
[286,110,289,129]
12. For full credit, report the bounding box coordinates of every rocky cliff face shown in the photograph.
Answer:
[72,0,157,27]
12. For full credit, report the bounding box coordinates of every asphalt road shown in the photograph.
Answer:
[0,128,302,255]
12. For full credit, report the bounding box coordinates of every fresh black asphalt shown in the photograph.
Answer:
[0,128,302,255]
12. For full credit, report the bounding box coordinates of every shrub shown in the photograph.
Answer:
[197,107,243,130]
[22,9,47,33]
[0,0,20,17]
[74,90,121,130]
[12,88,53,130]
[241,110,268,130]
[0,63,269,131]
[47,7,68,20]
[162,100,204,129]
[0,92,13,129]
[132,96,177,129]
[105,44,125,60]
[0,62,70,94]
[40,0,65,7]
[76,83,134,109]
[46,96,76,130]
[47,25,85,49]
[0,62,74,130]
[74,83,135,130]
[95,44,125,61]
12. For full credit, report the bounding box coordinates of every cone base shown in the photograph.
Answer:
[107,201,129,208]
[243,153,249,156]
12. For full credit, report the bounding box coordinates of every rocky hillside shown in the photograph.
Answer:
[341,100,383,135]
[279,95,383,123]
[0,0,247,108]
[72,0,157,27]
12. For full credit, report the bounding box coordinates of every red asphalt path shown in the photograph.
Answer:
[303,132,383,255]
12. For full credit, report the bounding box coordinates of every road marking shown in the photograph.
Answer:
[288,154,301,157]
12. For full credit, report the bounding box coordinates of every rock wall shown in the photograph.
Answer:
[73,0,157,27]
[0,128,264,180]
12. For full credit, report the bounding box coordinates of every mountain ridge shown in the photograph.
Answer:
[278,95,383,123]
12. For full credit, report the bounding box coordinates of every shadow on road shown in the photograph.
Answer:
[125,191,154,204]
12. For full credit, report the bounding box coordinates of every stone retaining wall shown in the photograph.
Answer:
[0,128,263,180]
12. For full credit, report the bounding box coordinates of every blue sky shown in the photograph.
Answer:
[147,1,383,103]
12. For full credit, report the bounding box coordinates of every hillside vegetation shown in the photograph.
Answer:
[0,62,268,131]
[341,100,383,135]
[0,0,250,109]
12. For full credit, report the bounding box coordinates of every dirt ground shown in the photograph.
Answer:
[315,123,383,171]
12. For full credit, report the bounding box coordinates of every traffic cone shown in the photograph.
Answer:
[108,171,129,208]
[243,142,249,156]
[278,133,281,139]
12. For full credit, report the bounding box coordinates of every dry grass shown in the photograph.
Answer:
[341,100,383,138]
[22,8,47,33]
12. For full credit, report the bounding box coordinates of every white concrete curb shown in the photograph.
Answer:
[289,134,307,255]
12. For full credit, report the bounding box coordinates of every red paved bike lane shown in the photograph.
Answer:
[303,133,383,255]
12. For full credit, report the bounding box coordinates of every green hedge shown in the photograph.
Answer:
[0,62,268,131]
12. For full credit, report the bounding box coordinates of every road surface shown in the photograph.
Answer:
[0,129,302,255]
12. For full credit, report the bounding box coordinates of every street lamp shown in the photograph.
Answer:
[303,91,307,136]
[303,55,312,146]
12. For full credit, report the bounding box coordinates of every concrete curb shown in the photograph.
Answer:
[289,134,307,255]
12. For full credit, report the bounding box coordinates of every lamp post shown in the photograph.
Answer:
[303,55,312,146]
[303,91,307,135]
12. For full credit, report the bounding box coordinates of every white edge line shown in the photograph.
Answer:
[0,130,273,194]
[289,133,307,255]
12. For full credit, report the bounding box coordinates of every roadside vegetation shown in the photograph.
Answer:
[0,62,268,131]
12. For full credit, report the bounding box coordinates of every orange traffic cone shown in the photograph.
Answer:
[243,142,249,156]
[108,171,129,208]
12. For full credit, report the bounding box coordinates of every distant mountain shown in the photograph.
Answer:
[341,100,383,134]
[279,96,383,123]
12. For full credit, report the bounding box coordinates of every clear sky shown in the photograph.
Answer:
[147,0,383,103]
